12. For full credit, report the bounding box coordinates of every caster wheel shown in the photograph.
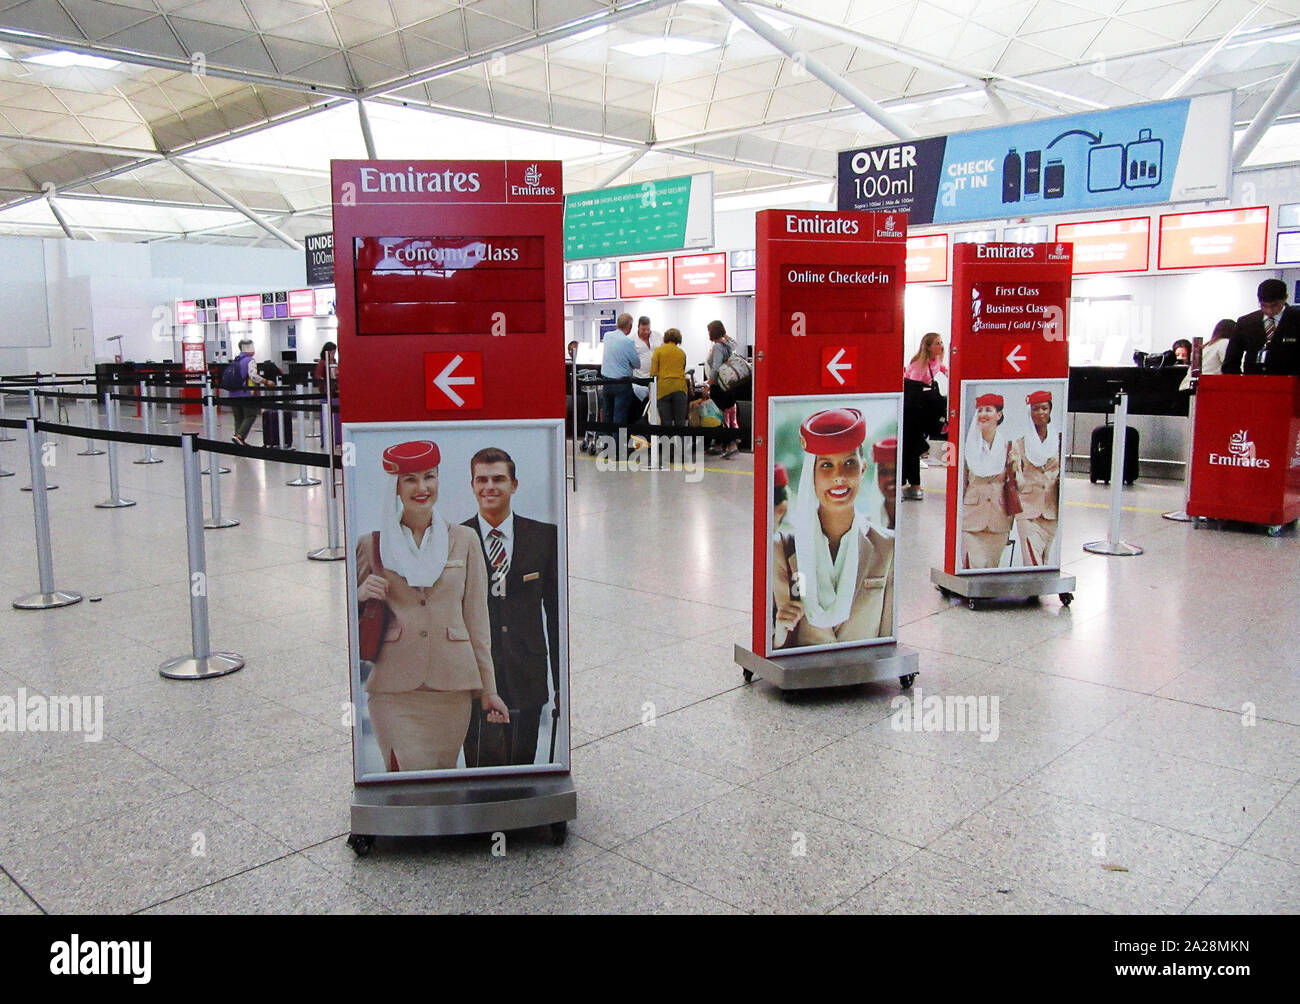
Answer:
[742,668,754,683]
[1267,525,1282,538]
[899,673,917,690]
[550,821,568,846]
[967,597,981,611]
[936,585,952,598]
[1059,592,1073,607]
[347,834,374,858]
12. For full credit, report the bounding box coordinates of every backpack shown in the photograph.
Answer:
[715,339,752,392]
[221,357,245,392]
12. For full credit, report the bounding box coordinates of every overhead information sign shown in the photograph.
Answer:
[837,92,1232,225]
[564,172,714,260]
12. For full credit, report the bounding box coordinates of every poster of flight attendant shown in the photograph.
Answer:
[957,378,1068,573]
[343,419,569,783]
[768,394,900,657]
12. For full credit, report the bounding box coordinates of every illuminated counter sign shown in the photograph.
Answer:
[618,258,669,298]
[217,296,239,322]
[288,289,316,317]
[1056,217,1150,274]
[237,295,261,321]
[175,300,197,324]
[672,252,726,295]
[1158,207,1269,270]
[906,234,949,283]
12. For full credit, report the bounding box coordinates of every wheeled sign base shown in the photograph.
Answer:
[734,643,919,691]
[347,774,577,857]
[930,567,1076,610]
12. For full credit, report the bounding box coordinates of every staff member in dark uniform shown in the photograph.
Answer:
[461,447,561,767]
[1224,278,1300,376]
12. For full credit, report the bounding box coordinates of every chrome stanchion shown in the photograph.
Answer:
[76,380,105,456]
[204,407,239,530]
[95,393,135,509]
[308,374,344,561]
[159,434,243,679]
[286,384,320,487]
[0,391,15,442]
[13,418,82,610]
[20,387,56,492]
[201,380,229,476]
[1163,391,1198,523]
[158,376,178,424]
[1084,391,1144,557]
[133,380,163,465]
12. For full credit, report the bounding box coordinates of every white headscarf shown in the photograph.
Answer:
[378,484,449,588]
[1020,404,1060,469]
[791,451,868,628]
[965,411,1009,478]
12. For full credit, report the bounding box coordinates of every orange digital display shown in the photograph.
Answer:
[1056,217,1150,274]
[618,257,668,298]
[905,234,948,283]
[217,296,239,321]
[672,252,726,295]
[1158,206,1269,270]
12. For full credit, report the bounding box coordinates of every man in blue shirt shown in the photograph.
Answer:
[600,312,641,429]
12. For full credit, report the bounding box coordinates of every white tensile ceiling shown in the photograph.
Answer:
[0,0,1297,245]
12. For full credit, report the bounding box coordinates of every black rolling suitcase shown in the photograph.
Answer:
[1090,424,1138,485]
[261,409,293,448]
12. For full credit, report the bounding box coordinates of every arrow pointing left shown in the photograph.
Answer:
[434,354,475,407]
[1005,344,1027,372]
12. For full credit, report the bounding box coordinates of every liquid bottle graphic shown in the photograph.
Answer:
[1002,148,1022,203]
[1044,158,1065,199]
[1023,150,1042,199]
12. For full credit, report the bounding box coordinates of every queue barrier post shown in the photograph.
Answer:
[0,390,15,442]
[77,380,105,456]
[158,375,178,425]
[1084,390,1144,557]
[308,376,344,561]
[133,380,163,465]
[1163,391,1199,523]
[201,381,230,476]
[204,399,239,530]
[95,393,136,509]
[13,418,82,610]
[159,434,243,679]
[286,384,321,487]
[20,384,56,491]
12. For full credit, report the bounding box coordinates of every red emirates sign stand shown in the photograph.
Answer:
[331,160,575,850]
[932,242,1077,608]
[1187,375,1300,531]
[735,209,920,691]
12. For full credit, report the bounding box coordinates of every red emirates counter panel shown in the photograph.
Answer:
[1188,375,1300,526]
[330,160,564,422]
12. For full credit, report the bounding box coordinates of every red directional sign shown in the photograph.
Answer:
[820,345,859,387]
[1002,340,1031,375]
[424,351,483,410]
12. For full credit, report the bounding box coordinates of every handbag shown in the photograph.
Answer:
[714,339,752,392]
[357,531,391,661]
[1003,454,1023,518]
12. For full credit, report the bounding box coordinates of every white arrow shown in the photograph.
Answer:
[433,354,475,407]
[1005,344,1027,372]
[826,347,852,386]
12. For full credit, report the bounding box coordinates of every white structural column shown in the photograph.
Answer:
[167,158,303,251]
[357,99,378,159]
[717,0,919,141]
[594,150,649,189]
[1234,49,1300,168]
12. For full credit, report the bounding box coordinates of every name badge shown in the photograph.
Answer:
[444,559,465,568]
[523,571,541,582]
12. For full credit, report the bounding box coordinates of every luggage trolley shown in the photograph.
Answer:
[577,371,603,456]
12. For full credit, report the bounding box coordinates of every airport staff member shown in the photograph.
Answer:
[1224,278,1300,376]
[1010,390,1061,567]
[461,447,561,768]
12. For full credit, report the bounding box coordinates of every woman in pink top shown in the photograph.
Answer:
[900,333,948,499]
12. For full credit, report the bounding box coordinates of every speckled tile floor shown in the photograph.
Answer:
[1,399,1297,914]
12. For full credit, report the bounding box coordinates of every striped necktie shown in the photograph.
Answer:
[1264,314,1276,344]
[487,528,508,581]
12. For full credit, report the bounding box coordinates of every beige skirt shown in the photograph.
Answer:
[368,690,473,772]
[963,529,1009,570]
[1015,514,1057,566]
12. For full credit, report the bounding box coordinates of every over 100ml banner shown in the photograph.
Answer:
[837,93,1232,225]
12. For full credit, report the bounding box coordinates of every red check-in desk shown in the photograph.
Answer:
[1188,375,1300,527]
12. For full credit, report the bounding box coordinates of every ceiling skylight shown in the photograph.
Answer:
[613,38,718,57]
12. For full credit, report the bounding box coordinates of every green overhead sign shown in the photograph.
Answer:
[564,172,714,260]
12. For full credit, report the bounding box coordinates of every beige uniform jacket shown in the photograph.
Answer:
[963,455,1013,533]
[772,527,895,648]
[357,526,497,697]
[1011,436,1060,521]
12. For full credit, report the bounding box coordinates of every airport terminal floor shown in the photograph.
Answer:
[1,410,1298,916]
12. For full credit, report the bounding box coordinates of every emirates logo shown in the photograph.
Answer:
[1210,429,1269,468]
[1229,429,1254,458]
[524,164,541,186]
[885,215,896,231]
[1055,244,1064,256]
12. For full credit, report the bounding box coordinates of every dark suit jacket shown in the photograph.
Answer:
[462,514,561,710]
[1223,305,1300,376]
